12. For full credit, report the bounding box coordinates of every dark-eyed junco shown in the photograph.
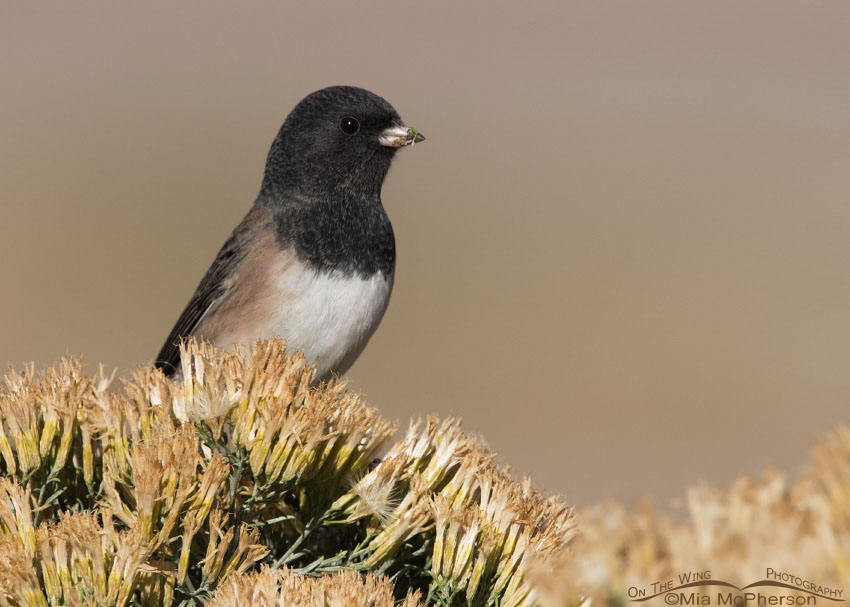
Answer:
[155,86,423,380]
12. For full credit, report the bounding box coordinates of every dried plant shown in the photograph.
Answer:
[206,566,423,607]
[0,338,574,607]
[7,337,842,607]
[531,427,850,607]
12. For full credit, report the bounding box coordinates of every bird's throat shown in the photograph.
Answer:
[265,194,395,279]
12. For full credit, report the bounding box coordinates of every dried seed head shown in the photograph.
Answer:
[0,478,36,558]
[338,458,403,525]
[207,566,422,607]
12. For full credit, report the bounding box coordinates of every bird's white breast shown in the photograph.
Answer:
[269,267,393,378]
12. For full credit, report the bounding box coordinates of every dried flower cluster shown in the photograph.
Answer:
[531,427,850,607]
[207,567,423,607]
[0,338,573,607]
[6,337,839,607]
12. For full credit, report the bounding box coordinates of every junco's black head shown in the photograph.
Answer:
[260,86,423,202]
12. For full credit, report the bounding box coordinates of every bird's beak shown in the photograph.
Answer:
[377,124,426,148]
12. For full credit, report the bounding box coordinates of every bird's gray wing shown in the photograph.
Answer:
[154,206,272,376]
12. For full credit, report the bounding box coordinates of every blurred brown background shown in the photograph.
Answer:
[2,1,849,506]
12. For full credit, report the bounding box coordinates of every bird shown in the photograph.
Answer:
[154,86,424,380]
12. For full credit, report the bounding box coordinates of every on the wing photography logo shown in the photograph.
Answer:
[628,569,844,606]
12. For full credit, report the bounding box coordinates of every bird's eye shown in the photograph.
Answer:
[339,116,360,135]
